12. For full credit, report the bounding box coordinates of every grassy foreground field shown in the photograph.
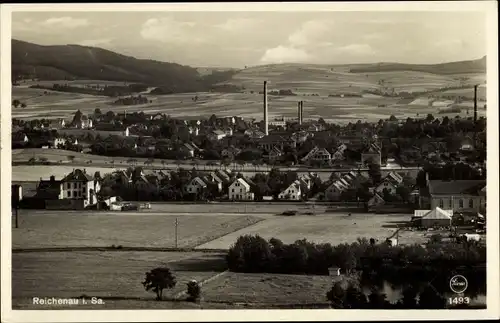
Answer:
[12,211,263,249]
[12,251,339,309]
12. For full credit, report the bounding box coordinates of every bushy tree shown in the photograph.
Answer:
[186,280,201,302]
[142,267,177,301]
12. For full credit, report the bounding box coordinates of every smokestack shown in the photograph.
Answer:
[263,81,268,135]
[297,101,302,125]
[473,84,478,148]
[300,101,304,124]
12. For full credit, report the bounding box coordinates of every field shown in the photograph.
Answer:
[196,213,425,249]
[12,251,229,309]
[12,211,263,249]
[12,250,346,309]
[11,64,487,123]
[12,208,424,251]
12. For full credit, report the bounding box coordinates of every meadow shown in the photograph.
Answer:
[11,65,487,123]
[12,211,263,249]
[12,250,343,309]
[196,213,424,249]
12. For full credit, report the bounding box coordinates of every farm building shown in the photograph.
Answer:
[413,207,453,228]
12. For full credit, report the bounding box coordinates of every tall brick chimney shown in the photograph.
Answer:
[300,101,304,124]
[297,101,302,125]
[473,84,478,149]
[263,81,268,135]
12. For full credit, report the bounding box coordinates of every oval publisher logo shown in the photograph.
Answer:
[450,275,468,294]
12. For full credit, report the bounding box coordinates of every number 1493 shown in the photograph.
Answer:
[448,296,470,305]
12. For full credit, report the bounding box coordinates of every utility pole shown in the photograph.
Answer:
[15,207,19,229]
[175,217,179,249]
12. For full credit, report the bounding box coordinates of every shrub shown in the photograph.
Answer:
[186,280,201,302]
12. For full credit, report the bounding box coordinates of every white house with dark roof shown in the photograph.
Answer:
[374,171,404,195]
[228,178,254,201]
[60,169,99,206]
[185,177,208,195]
[301,147,331,163]
[278,180,302,201]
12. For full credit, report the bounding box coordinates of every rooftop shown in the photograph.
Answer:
[428,180,486,196]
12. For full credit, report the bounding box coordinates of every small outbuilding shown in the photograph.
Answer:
[328,267,341,276]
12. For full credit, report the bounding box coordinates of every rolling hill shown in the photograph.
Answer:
[12,39,239,93]
[348,56,486,74]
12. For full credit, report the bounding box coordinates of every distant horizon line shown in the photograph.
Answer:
[12,38,487,71]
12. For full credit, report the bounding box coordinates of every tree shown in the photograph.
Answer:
[12,99,20,108]
[344,284,367,309]
[389,115,397,122]
[426,113,435,123]
[418,285,446,309]
[142,267,177,301]
[186,280,201,302]
[21,103,27,108]
[67,155,75,163]
[396,185,411,203]
[326,281,347,308]
[400,286,418,308]
[367,162,382,185]
[367,288,389,308]
[94,108,102,117]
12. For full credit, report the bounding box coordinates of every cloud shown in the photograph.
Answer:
[288,20,335,47]
[259,45,311,64]
[140,17,204,44]
[77,38,113,47]
[215,18,258,31]
[336,44,375,56]
[42,17,89,29]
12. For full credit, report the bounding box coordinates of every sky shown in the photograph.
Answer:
[12,11,487,68]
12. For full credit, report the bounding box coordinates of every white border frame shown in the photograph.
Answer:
[1,2,499,322]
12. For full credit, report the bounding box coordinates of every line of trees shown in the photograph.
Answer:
[226,234,486,307]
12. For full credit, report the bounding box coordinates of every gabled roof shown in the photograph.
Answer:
[428,180,486,196]
[61,169,93,182]
[421,207,453,220]
[231,178,251,190]
[189,176,208,188]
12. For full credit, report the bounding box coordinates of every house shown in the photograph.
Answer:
[221,147,242,160]
[325,181,347,201]
[207,172,224,192]
[208,130,227,141]
[257,134,296,151]
[460,136,475,151]
[361,143,381,165]
[73,115,93,129]
[228,178,254,201]
[183,143,196,158]
[368,193,385,208]
[374,172,404,195]
[420,177,486,213]
[302,147,331,163]
[331,144,347,161]
[278,180,302,201]
[269,116,287,127]
[12,132,29,144]
[244,129,266,139]
[264,147,283,163]
[57,169,99,207]
[47,118,66,130]
[184,177,208,195]
[50,137,67,148]
[134,175,159,192]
